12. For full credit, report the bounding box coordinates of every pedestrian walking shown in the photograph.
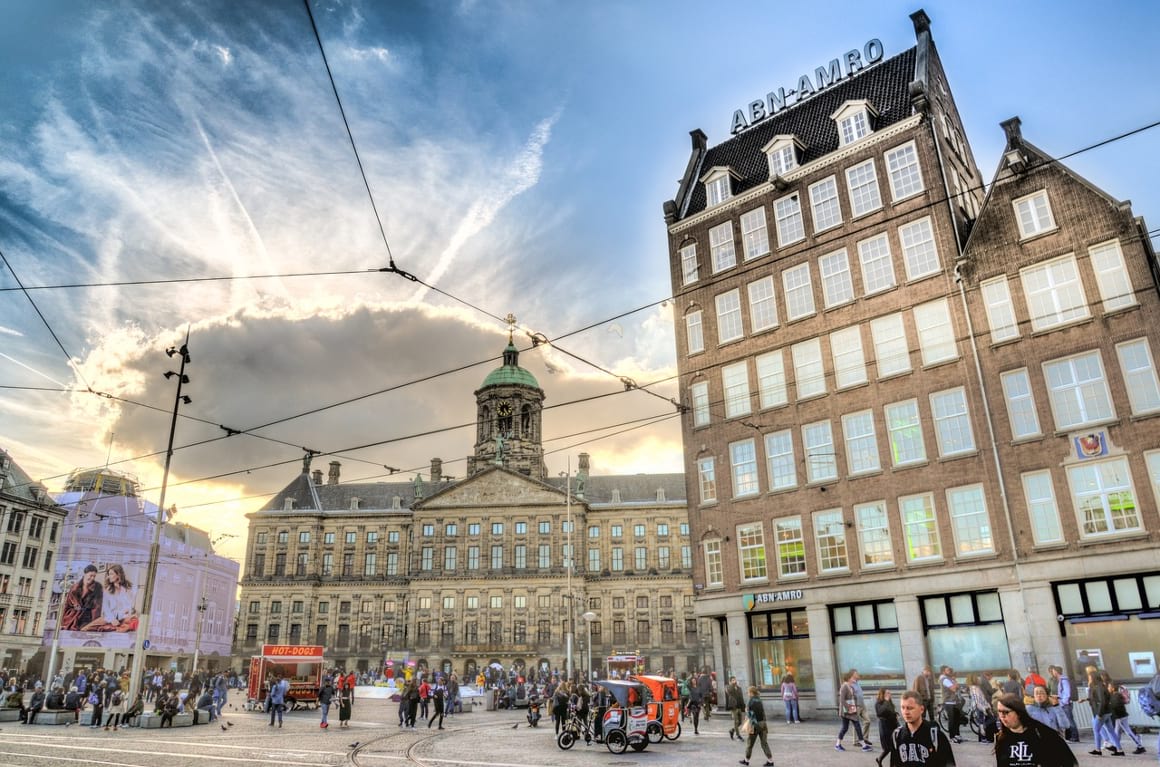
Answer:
[994,692,1077,767]
[726,676,746,740]
[883,691,955,766]
[780,673,801,724]
[318,677,334,729]
[427,679,445,729]
[738,685,774,767]
[836,669,871,751]
[338,681,353,728]
[267,674,288,728]
[875,688,899,761]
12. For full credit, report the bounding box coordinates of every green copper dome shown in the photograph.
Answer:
[481,342,540,389]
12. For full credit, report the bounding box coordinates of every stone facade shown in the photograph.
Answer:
[234,343,704,679]
[0,449,68,674]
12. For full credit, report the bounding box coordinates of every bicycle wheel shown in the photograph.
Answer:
[557,731,576,750]
[968,709,983,737]
[935,705,950,732]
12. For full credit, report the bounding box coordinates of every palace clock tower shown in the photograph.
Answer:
[471,329,546,479]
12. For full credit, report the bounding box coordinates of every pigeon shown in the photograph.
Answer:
[348,742,359,749]
[512,723,519,729]
[221,724,227,731]
[226,721,233,727]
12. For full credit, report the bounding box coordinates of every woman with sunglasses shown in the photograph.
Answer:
[993,693,1077,767]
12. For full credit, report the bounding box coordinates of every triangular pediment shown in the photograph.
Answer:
[415,465,565,510]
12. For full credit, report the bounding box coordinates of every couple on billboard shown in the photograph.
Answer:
[60,563,138,632]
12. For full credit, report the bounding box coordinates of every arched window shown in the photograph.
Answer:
[520,404,532,436]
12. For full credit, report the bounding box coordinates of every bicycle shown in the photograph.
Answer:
[936,694,984,738]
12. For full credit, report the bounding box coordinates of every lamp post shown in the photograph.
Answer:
[128,333,191,703]
[582,611,596,682]
[192,532,235,675]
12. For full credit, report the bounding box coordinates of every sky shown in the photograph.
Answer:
[1,0,1158,563]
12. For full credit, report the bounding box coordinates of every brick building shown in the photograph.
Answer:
[234,338,704,679]
[663,9,1159,713]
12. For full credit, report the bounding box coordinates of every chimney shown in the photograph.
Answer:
[312,469,323,485]
[328,461,341,485]
[576,452,590,499]
[1001,116,1023,147]
[430,458,443,484]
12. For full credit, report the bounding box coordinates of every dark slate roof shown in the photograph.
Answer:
[682,47,918,219]
[0,449,53,505]
[258,469,687,513]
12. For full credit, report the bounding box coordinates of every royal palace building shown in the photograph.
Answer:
[664,9,1160,713]
[235,340,705,679]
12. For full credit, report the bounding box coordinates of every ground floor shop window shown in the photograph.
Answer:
[1054,571,1160,682]
[922,590,1009,672]
[831,600,904,686]
[748,608,811,689]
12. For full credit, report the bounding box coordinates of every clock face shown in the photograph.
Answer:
[497,402,513,417]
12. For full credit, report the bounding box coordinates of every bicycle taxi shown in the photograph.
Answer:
[636,674,682,741]
[592,679,652,753]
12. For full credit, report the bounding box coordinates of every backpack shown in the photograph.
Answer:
[1117,685,1131,705]
[1139,684,1160,717]
[111,690,123,706]
[87,691,99,705]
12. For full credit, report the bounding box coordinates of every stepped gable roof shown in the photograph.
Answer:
[547,472,687,504]
[683,47,917,219]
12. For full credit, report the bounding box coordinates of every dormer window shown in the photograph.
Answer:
[701,166,738,208]
[831,100,878,146]
[762,135,804,180]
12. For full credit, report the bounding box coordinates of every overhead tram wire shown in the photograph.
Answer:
[0,246,92,393]
[0,267,376,293]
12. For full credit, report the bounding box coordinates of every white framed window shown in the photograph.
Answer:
[885,141,924,201]
[1146,451,1160,515]
[764,430,796,490]
[756,351,788,409]
[685,310,704,354]
[819,249,855,307]
[802,420,838,483]
[899,492,941,562]
[703,539,723,587]
[730,438,759,497]
[857,233,896,294]
[775,194,805,246]
[1067,458,1141,537]
[697,457,717,504]
[885,399,926,466]
[830,325,867,389]
[946,484,993,556]
[706,174,732,207]
[1013,189,1056,239]
[899,217,939,280]
[1021,470,1063,545]
[791,338,826,399]
[1117,338,1160,415]
[767,143,797,176]
[1043,350,1114,430]
[737,523,768,581]
[740,207,770,261]
[782,263,815,320]
[774,517,806,578]
[710,221,736,273]
[813,509,849,572]
[914,298,957,365]
[680,242,698,285]
[855,501,894,567]
[1089,239,1135,312]
[809,176,842,232]
[838,109,871,145]
[1001,368,1041,439]
[842,409,881,475]
[871,312,911,378]
[846,159,882,217]
[981,276,1020,342]
[690,381,710,427]
[930,387,975,456]
[715,289,743,343]
[748,276,778,332]
[1020,254,1089,331]
[722,361,752,418]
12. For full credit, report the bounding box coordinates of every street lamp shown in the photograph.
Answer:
[129,333,191,703]
[192,532,235,675]
[582,611,596,682]
[560,462,573,681]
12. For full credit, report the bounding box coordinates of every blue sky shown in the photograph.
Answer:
[1,0,1157,554]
